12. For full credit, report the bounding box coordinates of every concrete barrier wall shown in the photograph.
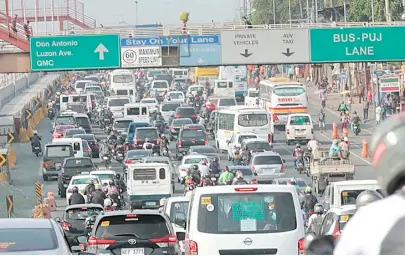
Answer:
[0,73,44,109]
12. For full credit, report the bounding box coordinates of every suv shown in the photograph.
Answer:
[57,157,96,198]
[85,210,182,255]
[42,143,75,181]
[169,118,193,141]
[133,127,159,149]
[175,107,198,124]
[176,126,208,160]
[250,151,286,184]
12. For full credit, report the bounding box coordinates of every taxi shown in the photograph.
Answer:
[66,174,101,204]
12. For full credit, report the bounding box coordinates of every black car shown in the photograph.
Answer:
[86,210,183,255]
[42,143,75,181]
[175,107,198,124]
[64,128,86,138]
[75,114,92,134]
[73,134,99,158]
[57,157,96,198]
[169,118,193,141]
[188,145,219,163]
[60,204,103,245]
[176,127,208,160]
[133,127,159,149]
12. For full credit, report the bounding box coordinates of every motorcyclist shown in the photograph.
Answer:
[307,138,320,151]
[124,139,135,151]
[218,166,234,185]
[200,159,211,177]
[142,138,154,150]
[84,180,96,200]
[301,186,318,216]
[90,184,106,206]
[293,144,304,169]
[105,180,119,196]
[100,140,111,159]
[160,134,169,151]
[350,111,361,132]
[68,186,85,205]
[30,130,42,153]
[306,203,325,234]
[232,171,248,185]
[103,198,114,212]
[114,173,127,194]
[333,115,405,255]
[189,165,201,185]
[210,158,220,176]
[242,146,252,163]
[108,132,118,144]
[232,150,242,165]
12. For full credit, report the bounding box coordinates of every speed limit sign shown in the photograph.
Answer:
[123,49,137,64]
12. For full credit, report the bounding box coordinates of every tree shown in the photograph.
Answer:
[348,0,403,22]
[251,0,305,24]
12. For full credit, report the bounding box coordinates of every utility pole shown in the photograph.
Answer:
[385,0,391,21]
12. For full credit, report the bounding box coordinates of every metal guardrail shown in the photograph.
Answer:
[0,74,26,87]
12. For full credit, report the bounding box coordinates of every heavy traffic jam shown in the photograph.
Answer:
[0,66,385,255]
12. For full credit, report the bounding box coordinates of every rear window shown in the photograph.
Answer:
[172,119,193,126]
[55,116,75,125]
[238,135,258,144]
[153,81,169,89]
[65,158,93,168]
[127,150,151,158]
[253,155,282,165]
[133,168,156,180]
[169,92,183,99]
[0,228,57,252]
[230,168,253,176]
[65,207,102,220]
[86,86,101,92]
[218,98,236,107]
[72,177,99,185]
[135,129,158,140]
[248,91,258,97]
[338,214,354,230]
[197,192,297,234]
[76,117,90,126]
[274,87,305,96]
[109,99,130,107]
[114,120,131,129]
[45,145,73,157]
[72,96,87,103]
[113,75,133,83]
[170,201,189,226]
[55,125,75,132]
[162,103,180,112]
[290,116,311,125]
[184,157,206,164]
[127,107,148,116]
[116,90,130,95]
[95,215,169,239]
[76,81,87,89]
[94,174,115,180]
[141,99,156,104]
[67,104,86,113]
[66,129,86,135]
[340,189,383,206]
[192,147,216,154]
[73,134,95,141]
[128,123,150,133]
[181,129,205,138]
[177,108,195,115]
[245,142,271,151]
[238,114,268,127]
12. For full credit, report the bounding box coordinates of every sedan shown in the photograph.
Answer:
[188,145,219,163]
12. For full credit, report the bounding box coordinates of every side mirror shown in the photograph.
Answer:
[75,235,88,244]
[176,232,185,241]
[54,217,61,223]
[282,159,286,163]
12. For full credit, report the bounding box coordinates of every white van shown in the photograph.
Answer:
[285,113,313,145]
[322,180,381,210]
[126,163,172,208]
[213,79,235,97]
[151,80,169,96]
[185,185,305,254]
[124,103,150,123]
[74,80,92,93]
[245,88,259,107]
[107,96,132,118]
[51,138,84,158]
[109,69,136,92]
[60,94,92,112]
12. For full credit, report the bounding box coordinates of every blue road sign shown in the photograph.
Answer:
[179,44,221,66]
[340,72,346,80]
[120,35,220,47]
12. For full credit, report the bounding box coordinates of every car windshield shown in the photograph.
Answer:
[113,75,133,83]
[177,108,195,115]
[76,82,87,89]
[55,116,75,125]
[76,117,90,126]
[162,103,180,112]
[197,192,297,234]
[127,150,151,158]
[153,81,168,88]
[64,158,93,168]
[172,119,193,126]
[218,98,236,106]
[65,207,102,220]
[109,99,130,107]
[71,177,100,185]
[181,129,205,138]
[245,142,271,151]
[0,228,58,252]
[238,114,268,127]
[45,145,73,157]
[114,120,131,129]
[95,215,169,239]
[290,116,311,125]
[184,157,206,164]
[93,174,114,180]
[238,135,258,144]
[136,129,158,140]
[192,147,216,154]
[67,104,86,113]
[253,155,282,165]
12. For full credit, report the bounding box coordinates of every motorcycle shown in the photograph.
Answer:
[153,120,165,134]
[48,108,55,119]
[353,122,361,135]
[161,146,169,157]
[102,153,111,167]
[304,151,311,177]
[33,145,42,157]
[115,149,124,162]
[107,193,122,210]
[295,157,305,174]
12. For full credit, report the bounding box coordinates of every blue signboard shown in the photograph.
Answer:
[340,72,346,80]
[120,35,220,47]
[179,44,221,66]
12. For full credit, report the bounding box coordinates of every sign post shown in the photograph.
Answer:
[35,181,42,203]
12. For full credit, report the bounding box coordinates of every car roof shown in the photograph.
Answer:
[192,184,298,195]
[252,151,281,157]
[66,128,85,131]
[72,174,98,179]
[0,218,54,229]
[97,209,165,218]
[136,127,157,130]
[144,156,171,161]
[65,204,103,210]
[173,118,192,121]
[90,170,116,174]
[243,138,269,143]
[167,196,189,203]
[114,118,133,122]
[183,154,208,159]
[229,165,252,169]
[235,133,258,137]
[190,145,215,150]
[65,157,91,161]
[75,113,89,117]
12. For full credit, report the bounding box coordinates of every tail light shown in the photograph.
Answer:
[175,114,180,118]
[281,163,286,173]
[125,159,133,164]
[251,164,256,173]
[149,235,177,247]
[332,223,341,238]
[204,140,208,145]
[235,187,258,192]
[251,178,258,184]
[178,141,182,148]
[298,237,305,254]
[191,114,197,118]
[88,237,116,246]
[268,134,272,143]
[61,220,72,231]
[186,240,198,255]
[84,148,91,152]
[67,188,73,193]
[286,129,290,135]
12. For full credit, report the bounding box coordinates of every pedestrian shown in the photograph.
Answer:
[367,90,372,104]
[288,66,293,80]
[11,14,17,33]
[23,21,31,40]
[375,104,382,125]
[363,100,369,120]
[359,84,365,103]
[295,65,300,80]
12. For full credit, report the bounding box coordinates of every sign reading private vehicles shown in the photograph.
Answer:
[220,29,310,64]
[30,35,121,71]
[121,46,162,68]
[310,27,405,62]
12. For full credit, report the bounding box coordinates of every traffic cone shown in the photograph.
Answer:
[362,139,369,158]
[332,123,339,139]
[342,128,349,138]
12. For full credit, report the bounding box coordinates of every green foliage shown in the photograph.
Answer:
[251,0,305,24]
[348,0,403,22]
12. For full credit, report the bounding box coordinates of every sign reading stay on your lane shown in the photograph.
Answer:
[220,29,310,65]
[30,35,120,71]
[310,27,405,62]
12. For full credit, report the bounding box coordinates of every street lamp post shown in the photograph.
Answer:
[135,1,138,25]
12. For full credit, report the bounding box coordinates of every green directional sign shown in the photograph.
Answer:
[310,27,405,62]
[30,35,120,71]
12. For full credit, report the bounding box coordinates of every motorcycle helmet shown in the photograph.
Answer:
[115,173,121,180]
[192,165,199,171]
[108,180,114,186]
[56,92,61,96]
[33,130,38,135]
[89,180,94,185]
[355,190,383,210]
[95,184,101,190]
[296,144,301,148]
[201,159,207,165]
[72,186,79,193]
[146,144,153,149]
[104,198,112,207]
[314,203,324,214]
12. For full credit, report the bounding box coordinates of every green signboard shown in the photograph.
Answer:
[310,27,405,62]
[30,35,120,71]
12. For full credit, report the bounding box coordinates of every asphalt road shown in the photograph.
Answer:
[9,100,375,218]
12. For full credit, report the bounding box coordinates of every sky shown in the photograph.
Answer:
[4,0,244,32]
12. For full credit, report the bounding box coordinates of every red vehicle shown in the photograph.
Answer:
[52,125,75,139]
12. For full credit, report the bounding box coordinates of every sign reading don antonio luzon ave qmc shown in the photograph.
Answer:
[30,35,121,71]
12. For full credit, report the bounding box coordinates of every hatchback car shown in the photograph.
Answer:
[319,205,356,238]
[250,151,286,183]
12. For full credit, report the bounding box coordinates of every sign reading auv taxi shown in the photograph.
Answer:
[121,46,162,68]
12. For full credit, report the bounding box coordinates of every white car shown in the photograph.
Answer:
[166,91,185,103]
[140,98,159,112]
[66,174,101,205]
[227,132,259,160]
[90,169,116,186]
[177,153,209,182]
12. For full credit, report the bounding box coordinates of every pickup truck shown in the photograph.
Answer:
[309,147,355,195]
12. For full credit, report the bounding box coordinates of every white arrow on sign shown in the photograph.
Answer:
[94,43,109,60]
[196,57,204,64]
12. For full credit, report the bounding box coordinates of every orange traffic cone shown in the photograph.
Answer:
[332,123,339,139]
[362,139,369,158]
[342,128,349,138]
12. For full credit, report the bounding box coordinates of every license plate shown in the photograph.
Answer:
[145,201,156,206]
[63,184,68,187]
[121,248,144,255]
[263,169,275,174]
[103,157,108,160]
[35,147,39,149]
[211,177,216,181]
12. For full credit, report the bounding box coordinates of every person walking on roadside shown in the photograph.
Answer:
[23,21,31,40]
[363,100,369,120]
[375,104,382,125]
[11,14,18,33]
[318,109,326,133]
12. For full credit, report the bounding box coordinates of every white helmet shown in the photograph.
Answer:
[56,92,61,96]
[104,198,112,207]
[33,130,38,135]
[52,101,55,104]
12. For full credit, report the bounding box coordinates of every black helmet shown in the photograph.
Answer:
[370,112,405,195]
[355,190,383,209]
[115,173,121,179]
[192,165,199,171]
[146,144,152,149]
[72,186,79,193]
[109,180,114,186]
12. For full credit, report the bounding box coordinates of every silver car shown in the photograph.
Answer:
[250,151,286,183]
[0,218,74,254]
